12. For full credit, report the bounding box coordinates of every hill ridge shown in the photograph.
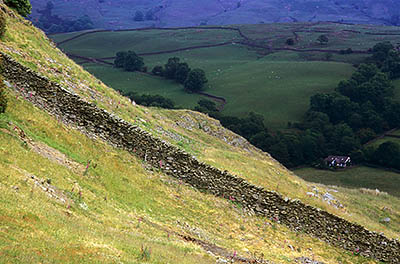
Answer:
[2,52,399,263]
[29,0,400,32]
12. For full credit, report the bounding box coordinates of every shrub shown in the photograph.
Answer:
[286,38,295,45]
[138,245,151,261]
[317,34,329,45]
[124,92,175,109]
[114,50,144,72]
[184,69,208,92]
[151,65,164,76]
[0,76,7,114]
[4,0,32,17]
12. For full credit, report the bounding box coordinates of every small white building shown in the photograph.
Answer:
[324,156,351,168]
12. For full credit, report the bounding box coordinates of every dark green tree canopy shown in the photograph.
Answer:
[151,65,164,76]
[367,41,400,79]
[174,62,191,84]
[197,99,217,112]
[124,92,175,109]
[123,51,144,72]
[5,0,31,17]
[164,57,181,79]
[114,51,144,72]
[317,34,329,45]
[286,38,295,45]
[371,41,394,65]
[373,141,400,169]
[184,69,208,92]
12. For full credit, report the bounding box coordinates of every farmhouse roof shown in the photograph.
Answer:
[324,156,351,164]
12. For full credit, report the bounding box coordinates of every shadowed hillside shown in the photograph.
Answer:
[29,0,400,32]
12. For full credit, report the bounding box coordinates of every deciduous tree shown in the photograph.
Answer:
[184,69,208,92]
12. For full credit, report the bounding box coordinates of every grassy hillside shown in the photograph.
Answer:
[51,22,400,129]
[1,5,400,263]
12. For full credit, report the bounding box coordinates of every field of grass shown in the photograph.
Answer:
[1,7,400,262]
[50,22,400,129]
[85,47,354,128]
[294,166,400,198]
[83,63,203,108]
[56,28,241,58]
[240,22,400,51]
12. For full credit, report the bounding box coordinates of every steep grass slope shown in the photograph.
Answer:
[0,4,399,263]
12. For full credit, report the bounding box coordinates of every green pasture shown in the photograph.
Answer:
[50,22,400,129]
[84,45,353,128]
[57,28,241,58]
[206,58,353,128]
[294,166,400,197]
[84,63,203,108]
[81,45,354,129]
[238,22,400,54]
[49,30,95,43]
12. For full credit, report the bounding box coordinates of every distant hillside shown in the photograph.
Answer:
[29,0,400,32]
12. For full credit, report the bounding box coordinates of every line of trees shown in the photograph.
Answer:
[114,53,208,92]
[114,50,146,72]
[122,91,176,109]
[152,57,208,92]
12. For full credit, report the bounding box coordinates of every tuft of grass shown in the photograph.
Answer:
[138,245,152,261]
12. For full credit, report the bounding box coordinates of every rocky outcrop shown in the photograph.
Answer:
[1,52,399,263]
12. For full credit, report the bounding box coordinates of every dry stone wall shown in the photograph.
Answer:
[1,52,399,263]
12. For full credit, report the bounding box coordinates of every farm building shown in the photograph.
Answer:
[324,156,351,168]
